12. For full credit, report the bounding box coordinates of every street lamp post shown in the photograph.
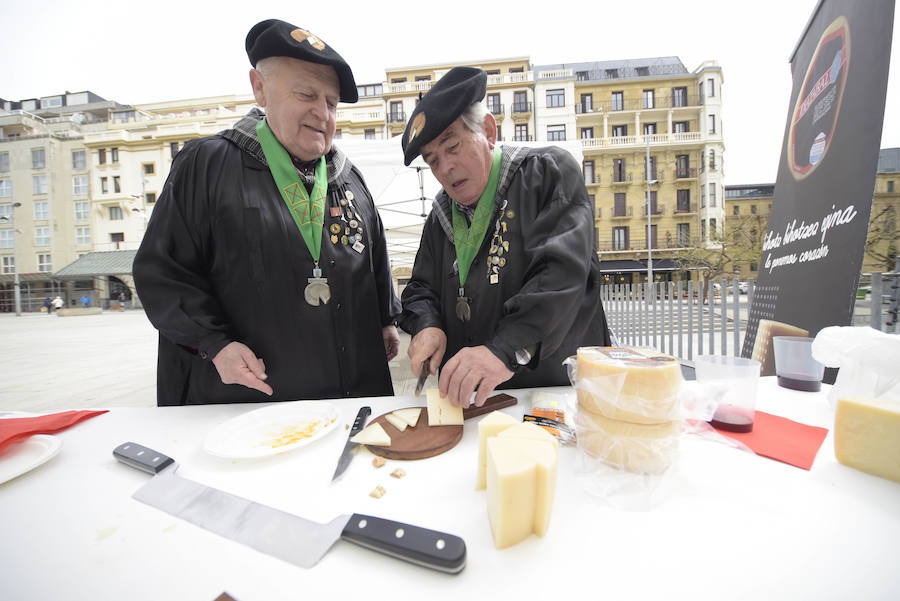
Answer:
[645,136,656,303]
[0,201,23,316]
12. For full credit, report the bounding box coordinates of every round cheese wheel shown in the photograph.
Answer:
[574,409,681,475]
[575,347,682,424]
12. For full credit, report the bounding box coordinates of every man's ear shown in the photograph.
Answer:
[483,112,498,147]
[249,69,267,108]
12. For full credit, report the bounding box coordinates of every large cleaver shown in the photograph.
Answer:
[113,442,466,573]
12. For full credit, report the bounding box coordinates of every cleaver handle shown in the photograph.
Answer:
[113,442,175,474]
[342,513,466,574]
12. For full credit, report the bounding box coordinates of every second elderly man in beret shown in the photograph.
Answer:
[399,67,611,408]
[134,20,400,404]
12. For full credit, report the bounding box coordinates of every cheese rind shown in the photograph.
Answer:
[384,413,408,432]
[835,396,900,483]
[392,408,422,428]
[475,411,519,490]
[486,437,558,549]
[350,422,391,446]
[426,389,463,425]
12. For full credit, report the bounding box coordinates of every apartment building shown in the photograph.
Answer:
[724,183,774,279]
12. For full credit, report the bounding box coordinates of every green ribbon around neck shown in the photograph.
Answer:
[452,147,503,287]
[256,119,328,264]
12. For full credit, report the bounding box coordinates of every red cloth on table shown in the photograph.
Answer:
[0,410,108,454]
[712,410,829,470]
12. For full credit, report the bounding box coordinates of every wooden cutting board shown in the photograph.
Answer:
[367,393,517,460]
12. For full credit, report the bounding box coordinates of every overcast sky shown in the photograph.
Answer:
[2,0,897,184]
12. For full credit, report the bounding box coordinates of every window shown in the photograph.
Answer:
[701,219,707,241]
[486,94,502,115]
[708,150,716,170]
[0,152,9,172]
[334,129,342,139]
[110,232,125,243]
[0,203,11,219]
[708,183,717,207]
[35,226,50,246]
[75,201,89,220]
[0,179,11,198]
[888,181,895,193]
[32,148,46,169]
[113,176,121,194]
[509,67,524,73]
[677,223,690,246]
[644,156,657,181]
[72,150,86,170]
[750,262,758,272]
[546,89,565,108]
[583,160,595,185]
[751,204,757,215]
[1,256,14,274]
[579,93,593,113]
[547,125,566,141]
[647,191,658,214]
[390,77,407,84]
[73,175,89,195]
[613,158,626,182]
[676,155,690,178]
[34,201,49,221]
[646,224,658,248]
[170,142,180,158]
[576,70,589,81]
[496,125,502,141]
[636,66,650,77]
[99,149,107,165]
[707,78,715,97]
[673,121,690,134]
[0,230,13,248]
[100,177,108,194]
[146,192,157,204]
[143,163,155,175]
[605,69,619,79]
[643,123,657,135]
[709,218,718,239]
[708,114,717,134]
[76,226,91,245]
[486,69,500,76]
[612,125,627,138]
[513,91,529,113]
[110,148,119,163]
[414,75,431,82]
[581,127,594,139]
[364,129,376,140]
[734,205,740,216]
[677,189,691,212]
[389,101,404,122]
[611,91,623,111]
[37,253,52,273]
[672,87,688,107]
[614,193,627,216]
[613,226,629,250]
[109,206,123,220]
[514,124,529,141]
[33,175,48,195]
[642,90,655,109]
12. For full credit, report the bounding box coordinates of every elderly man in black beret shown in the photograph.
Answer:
[399,67,611,408]
[134,19,400,405]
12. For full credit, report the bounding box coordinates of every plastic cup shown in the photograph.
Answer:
[694,355,761,433]
[773,336,824,392]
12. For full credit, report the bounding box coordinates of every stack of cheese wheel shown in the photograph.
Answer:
[574,347,683,474]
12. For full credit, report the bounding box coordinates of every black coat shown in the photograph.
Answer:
[133,113,399,405]
[400,145,610,388]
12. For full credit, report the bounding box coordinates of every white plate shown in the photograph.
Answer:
[0,435,62,485]
[204,401,340,459]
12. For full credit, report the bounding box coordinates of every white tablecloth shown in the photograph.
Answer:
[2,378,899,601]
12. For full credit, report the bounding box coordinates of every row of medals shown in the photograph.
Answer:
[305,189,364,306]
[456,200,514,322]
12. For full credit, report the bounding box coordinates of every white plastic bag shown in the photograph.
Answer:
[811,326,900,405]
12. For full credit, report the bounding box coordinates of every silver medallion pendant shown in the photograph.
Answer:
[456,296,471,322]
[305,278,331,306]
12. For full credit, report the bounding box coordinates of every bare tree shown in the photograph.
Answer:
[865,205,898,272]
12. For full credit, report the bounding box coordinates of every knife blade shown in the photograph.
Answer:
[114,442,466,573]
[331,406,371,482]
[414,361,430,397]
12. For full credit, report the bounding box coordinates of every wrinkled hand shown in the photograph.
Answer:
[211,341,273,396]
[440,345,513,408]
[408,327,447,378]
[382,325,400,361]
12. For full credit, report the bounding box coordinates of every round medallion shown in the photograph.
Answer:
[341,235,349,245]
[329,223,341,234]
[499,257,506,267]
[345,190,355,201]
[506,210,515,219]
[349,219,359,229]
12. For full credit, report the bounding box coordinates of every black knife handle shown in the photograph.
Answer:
[349,406,372,436]
[113,442,175,474]
[341,513,466,574]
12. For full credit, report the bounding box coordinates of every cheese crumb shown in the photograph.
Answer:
[372,456,386,468]
[370,485,386,499]
[390,468,406,479]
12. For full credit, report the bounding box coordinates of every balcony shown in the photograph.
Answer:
[674,202,697,214]
[486,72,534,86]
[611,206,633,219]
[511,135,533,142]
[581,132,702,152]
[611,172,632,185]
[387,111,407,124]
[487,104,505,120]
[643,204,664,217]
[675,168,698,180]
[511,102,532,121]
[595,95,703,113]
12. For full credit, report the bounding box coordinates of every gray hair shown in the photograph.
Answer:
[460,102,489,134]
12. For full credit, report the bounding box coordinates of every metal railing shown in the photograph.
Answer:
[511,102,532,114]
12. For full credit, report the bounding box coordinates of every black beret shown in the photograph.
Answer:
[246,19,358,103]
[401,67,487,166]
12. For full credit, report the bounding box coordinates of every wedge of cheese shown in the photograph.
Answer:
[350,422,391,446]
[486,436,558,549]
[426,389,463,426]
[835,396,900,483]
[393,408,422,428]
[476,411,519,490]
[384,413,408,432]
[498,422,559,449]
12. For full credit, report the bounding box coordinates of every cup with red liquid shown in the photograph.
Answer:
[773,336,825,392]
[695,355,762,433]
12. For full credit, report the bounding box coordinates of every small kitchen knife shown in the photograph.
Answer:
[331,406,371,482]
[414,361,430,397]
[114,442,466,573]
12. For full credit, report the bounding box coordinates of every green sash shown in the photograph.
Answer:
[452,147,503,287]
[255,119,327,264]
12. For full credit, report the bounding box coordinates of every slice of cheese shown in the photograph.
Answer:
[392,408,422,428]
[574,409,680,474]
[350,422,391,446]
[486,437,558,549]
[835,396,900,483]
[476,411,519,490]
[384,413,408,432]
[426,389,463,426]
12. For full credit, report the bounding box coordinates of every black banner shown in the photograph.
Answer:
[742,0,895,376]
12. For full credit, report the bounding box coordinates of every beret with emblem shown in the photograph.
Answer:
[401,66,487,166]
[246,19,358,103]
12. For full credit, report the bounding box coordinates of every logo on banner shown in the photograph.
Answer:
[787,16,851,181]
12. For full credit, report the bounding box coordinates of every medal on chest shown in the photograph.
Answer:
[455,287,471,322]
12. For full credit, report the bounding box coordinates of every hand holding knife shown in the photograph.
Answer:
[414,360,430,397]
[331,406,371,482]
